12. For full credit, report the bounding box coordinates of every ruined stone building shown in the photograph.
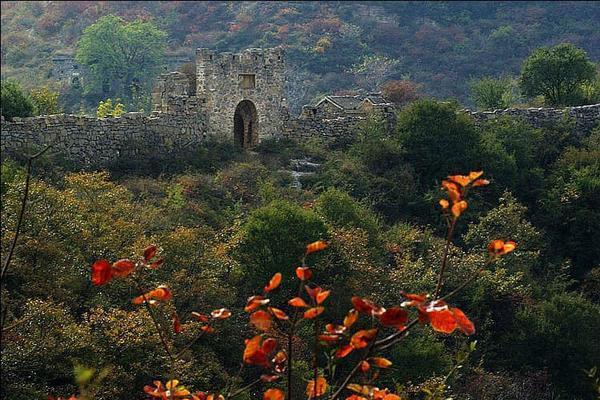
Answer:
[152,47,287,147]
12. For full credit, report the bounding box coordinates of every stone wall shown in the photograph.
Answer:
[465,104,600,135]
[1,105,207,167]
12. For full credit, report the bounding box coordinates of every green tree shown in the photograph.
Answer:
[396,99,483,185]
[520,43,596,106]
[469,76,518,110]
[30,86,60,115]
[75,15,167,101]
[1,80,34,120]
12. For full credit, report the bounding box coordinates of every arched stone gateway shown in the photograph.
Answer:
[233,100,258,148]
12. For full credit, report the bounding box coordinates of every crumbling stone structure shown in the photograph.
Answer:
[153,47,287,147]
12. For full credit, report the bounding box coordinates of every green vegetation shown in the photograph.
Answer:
[520,43,597,106]
[75,15,167,103]
[1,80,34,120]
[469,76,518,110]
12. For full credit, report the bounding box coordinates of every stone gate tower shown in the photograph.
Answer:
[197,47,287,146]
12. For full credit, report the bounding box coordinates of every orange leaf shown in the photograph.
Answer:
[306,240,328,255]
[336,344,354,358]
[288,297,309,308]
[262,337,277,354]
[350,329,377,349]
[370,357,392,368]
[245,295,270,312]
[401,292,427,307]
[296,266,312,281]
[472,178,489,187]
[264,273,282,293]
[346,395,368,400]
[263,388,284,400]
[439,199,449,210]
[447,174,471,187]
[306,377,328,398]
[303,307,325,319]
[143,245,157,262]
[326,323,346,334]
[379,307,408,327]
[111,259,135,277]
[468,170,484,180]
[211,308,232,319]
[261,375,281,383]
[91,259,112,286]
[268,307,289,320]
[133,285,172,305]
[343,309,359,328]
[487,239,517,257]
[451,200,468,218]
[251,310,273,331]
[201,325,214,333]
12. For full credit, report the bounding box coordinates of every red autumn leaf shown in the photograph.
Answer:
[303,307,325,319]
[264,273,282,293]
[262,337,277,354]
[251,310,273,331]
[350,329,378,349]
[201,325,214,333]
[305,286,330,304]
[243,335,269,367]
[263,388,284,400]
[91,259,112,286]
[111,259,135,277]
[306,240,328,255]
[173,313,182,334]
[191,312,209,323]
[268,307,289,320]
[143,245,157,262]
[306,377,327,398]
[343,309,359,327]
[272,350,287,373]
[326,323,346,334]
[211,308,232,319]
[149,258,164,269]
[346,395,368,400]
[260,375,280,383]
[351,297,384,315]
[422,305,457,334]
[318,334,341,343]
[245,295,270,312]
[288,297,309,308]
[450,307,475,335]
[316,290,331,305]
[359,360,370,372]
[472,178,489,187]
[296,266,312,280]
[401,292,427,307]
[378,307,408,328]
[335,344,354,358]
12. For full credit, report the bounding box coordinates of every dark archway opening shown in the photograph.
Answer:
[233,100,258,148]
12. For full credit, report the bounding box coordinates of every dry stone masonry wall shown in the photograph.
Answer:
[2,47,599,168]
[465,104,600,136]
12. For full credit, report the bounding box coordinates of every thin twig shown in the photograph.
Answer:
[132,277,175,362]
[433,219,456,298]
[1,144,53,281]
[228,377,263,399]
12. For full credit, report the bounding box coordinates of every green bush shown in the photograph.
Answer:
[234,200,328,289]
[1,80,34,120]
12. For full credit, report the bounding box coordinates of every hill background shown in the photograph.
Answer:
[1,1,600,109]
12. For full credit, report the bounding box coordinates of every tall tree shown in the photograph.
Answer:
[520,43,596,106]
[75,15,167,101]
